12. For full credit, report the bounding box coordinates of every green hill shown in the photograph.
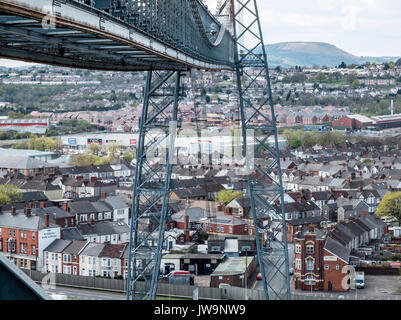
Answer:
[263,42,399,68]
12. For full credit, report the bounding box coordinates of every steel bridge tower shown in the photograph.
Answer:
[126,0,290,301]
[231,0,291,300]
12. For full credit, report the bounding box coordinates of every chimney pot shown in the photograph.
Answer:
[40,201,46,209]
[62,202,68,212]
[25,208,31,217]
[101,192,107,200]
[11,206,16,215]
[44,213,50,227]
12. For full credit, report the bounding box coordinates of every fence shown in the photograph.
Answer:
[355,267,400,276]
[22,270,265,300]
[22,270,401,301]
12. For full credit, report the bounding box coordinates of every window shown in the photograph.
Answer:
[336,265,340,271]
[32,246,36,255]
[21,243,27,253]
[324,264,329,270]
[305,275,316,286]
[295,259,301,270]
[8,229,11,236]
[32,233,35,241]
[306,258,314,271]
[229,226,233,233]
[102,258,110,267]
[306,245,314,254]
[295,245,301,254]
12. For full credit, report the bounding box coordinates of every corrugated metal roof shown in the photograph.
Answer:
[211,256,254,276]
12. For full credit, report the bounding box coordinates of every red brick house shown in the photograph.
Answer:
[294,226,351,292]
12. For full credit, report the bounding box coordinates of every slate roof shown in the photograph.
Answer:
[20,192,48,203]
[44,239,71,253]
[103,196,128,210]
[0,210,58,230]
[324,236,351,263]
[61,227,85,241]
[99,243,126,259]
[68,201,96,214]
[76,221,129,236]
[80,242,105,257]
[63,240,88,255]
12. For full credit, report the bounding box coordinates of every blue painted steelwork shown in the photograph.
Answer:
[0,254,51,300]
[0,0,290,301]
[231,0,291,300]
[0,0,234,70]
[126,70,182,300]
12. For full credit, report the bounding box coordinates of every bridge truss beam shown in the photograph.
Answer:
[232,0,291,300]
[126,70,182,300]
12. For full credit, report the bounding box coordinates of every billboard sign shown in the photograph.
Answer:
[88,138,102,145]
[68,138,77,145]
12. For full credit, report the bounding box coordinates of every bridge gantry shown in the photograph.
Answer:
[0,0,290,300]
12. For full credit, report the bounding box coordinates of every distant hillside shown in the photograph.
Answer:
[263,42,400,68]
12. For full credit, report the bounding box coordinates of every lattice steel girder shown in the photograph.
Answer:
[232,0,291,300]
[0,0,234,71]
[126,70,182,300]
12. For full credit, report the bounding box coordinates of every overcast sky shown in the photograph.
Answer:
[208,0,401,57]
[1,0,400,67]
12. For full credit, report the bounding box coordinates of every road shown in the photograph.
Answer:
[45,286,126,300]
[252,243,294,297]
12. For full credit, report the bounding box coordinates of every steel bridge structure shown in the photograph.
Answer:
[0,0,290,300]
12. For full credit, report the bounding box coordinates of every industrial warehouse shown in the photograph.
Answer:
[333,113,401,131]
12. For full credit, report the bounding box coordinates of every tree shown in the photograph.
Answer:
[396,58,401,67]
[0,185,22,205]
[123,151,136,163]
[315,71,326,83]
[87,143,102,155]
[339,62,347,69]
[215,190,243,205]
[106,142,122,161]
[377,192,401,226]
[13,136,60,152]
[352,79,360,88]
[71,154,97,167]
[7,111,25,119]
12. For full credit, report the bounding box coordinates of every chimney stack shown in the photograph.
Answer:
[62,202,68,212]
[44,213,50,227]
[11,206,16,216]
[29,202,34,209]
[25,208,31,217]
[101,192,107,200]
[40,201,46,209]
